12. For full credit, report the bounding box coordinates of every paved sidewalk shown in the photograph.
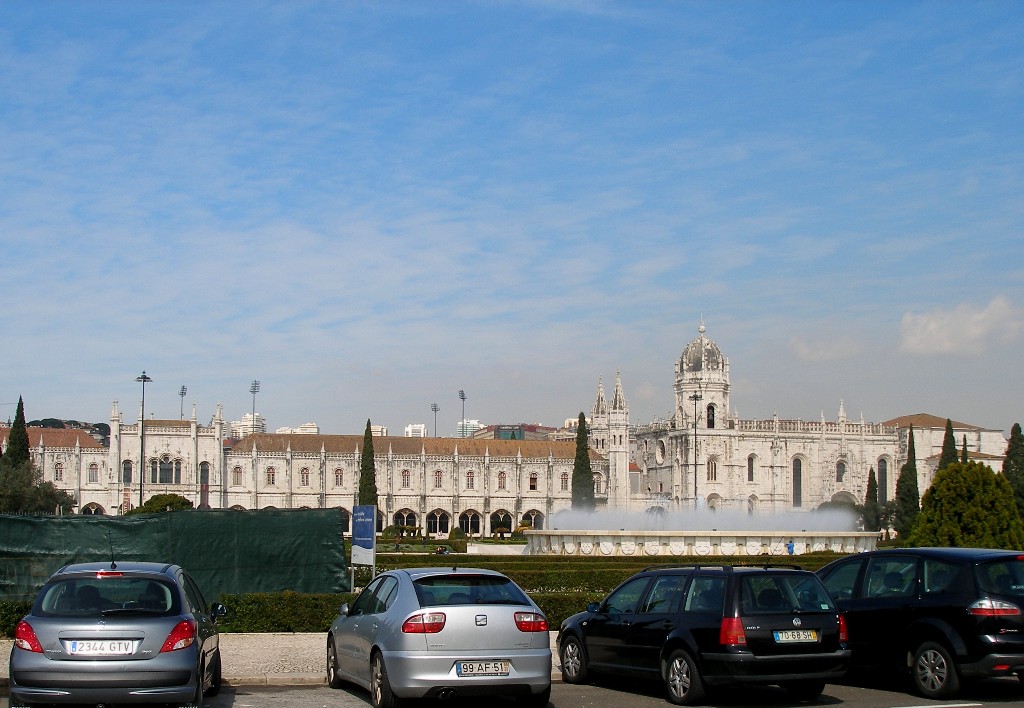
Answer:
[2,632,562,687]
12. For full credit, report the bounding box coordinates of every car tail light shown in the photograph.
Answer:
[402,612,446,633]
[720,617,746,646]
[514,611,549,632]
[838,614,849,642]
[968,598,1021,617]
[14,621,43,653]
[96,570,123,578]
[160,619,197,652]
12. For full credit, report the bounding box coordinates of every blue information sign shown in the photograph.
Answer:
[352,505,376,566]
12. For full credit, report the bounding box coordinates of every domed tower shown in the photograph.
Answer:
[674,321,730,431]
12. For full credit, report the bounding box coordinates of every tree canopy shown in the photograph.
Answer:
[358,419,378,507]
[909,461,1024,549]
[859,467,881,532]
[571,412,595,511]
[0,459,77,514]
[125,493,194,515]
[5,396,30,466]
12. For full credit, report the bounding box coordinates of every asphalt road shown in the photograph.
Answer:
[6,672,1022,708]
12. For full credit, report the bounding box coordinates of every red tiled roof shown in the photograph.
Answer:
[0,427,104,449]
[881,413,983,431]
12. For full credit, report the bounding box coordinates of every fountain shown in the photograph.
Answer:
[524,507,878,557]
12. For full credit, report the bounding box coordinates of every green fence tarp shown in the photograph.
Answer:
[0,509,348,602]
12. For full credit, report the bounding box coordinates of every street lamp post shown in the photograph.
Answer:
[431,403,439,437]
[136,371,153,509]
[178,385,187,420]
[458,390,467,437]
[689,391,702,508]
[249,380,260,436]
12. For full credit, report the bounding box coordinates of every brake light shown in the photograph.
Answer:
[14,621,43,653]
[402,612,446,633]
[160,619,197,652]
[838,614,848,642]
[720,617,746,646]
[96,570,123,578]
[514,611,549,632]
[968,598,1021,617]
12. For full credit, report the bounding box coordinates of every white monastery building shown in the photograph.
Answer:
[1,323,1010,536]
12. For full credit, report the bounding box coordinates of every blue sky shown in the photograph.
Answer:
[2,1,1022,437]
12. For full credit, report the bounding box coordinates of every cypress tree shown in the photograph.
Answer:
[861,467,881,532]
[1002,423,1024,521]
[894,426,920,538]
[937,418,958,471]
[961,435,969,464]
[571,412,595,511]
[5,396,30,466]
[357,419,378,507]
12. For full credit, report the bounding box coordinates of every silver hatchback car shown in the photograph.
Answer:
[8,561,226,707]
[327,567,552,708]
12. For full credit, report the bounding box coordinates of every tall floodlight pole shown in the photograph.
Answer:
[136,371,153,509]
[458,390,467,437]
[690,391,703,508]
[250,380,260,435]
[178,385,187,420]
[431,403,439,437]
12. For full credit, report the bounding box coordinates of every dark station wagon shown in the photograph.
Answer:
[557,564,850,705]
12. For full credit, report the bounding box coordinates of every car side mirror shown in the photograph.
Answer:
[586,602,600,613]
[339,602,351,617]
[211,602,228,619]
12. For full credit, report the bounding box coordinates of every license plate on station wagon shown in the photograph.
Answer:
[773,629,818,643]
[66,639,136,656]
[456,660,510,676]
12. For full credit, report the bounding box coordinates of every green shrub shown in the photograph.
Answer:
[1,600,33,637]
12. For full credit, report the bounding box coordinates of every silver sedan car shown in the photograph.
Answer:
[8,561,226,707]
[327,567,551,708]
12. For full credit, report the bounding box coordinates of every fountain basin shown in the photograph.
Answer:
[524,529,878,556]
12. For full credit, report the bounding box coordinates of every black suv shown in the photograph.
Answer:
[817,547,1024,698]
[556,564,850,705]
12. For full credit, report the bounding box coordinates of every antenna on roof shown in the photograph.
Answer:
[107,531,117,570]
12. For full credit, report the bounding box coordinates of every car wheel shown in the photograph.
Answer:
[913,641,960,699]
[784,679,825,701]
[516,684,552,708]
[559,635,589,684]
[664,649,705,705]
[204,649,222,697]
[327,635,345,689]
[371,652,403,708]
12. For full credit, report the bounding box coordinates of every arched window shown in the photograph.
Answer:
[593,473,602,495]
[877,458,889,504]
[122,460,132,484]
[174,460,182,484]
[792,458,803,507]
[490,510,512,535]
[394,509,416,527]
[707,403,716,429]
[747,455,755,482]
[706,459,717,482]
[529,471,538,491]
[466,470,475,490]
[521,509,543,529]
[561,471,569,491]
[88,463,99,484]
[427,509,450,534]
[335,468,344,486]
[231,466,243,487]
[300,468,310,487]
[459,511,481,535]
[434,470,443,488]
[199,462,210,485]
[157,456,174,484]
[55,462,65,482]
[498,471,507,490]
[266,468,276,486]
[149,459,158,484]
[836,461,846,483]
[401,469,411,488]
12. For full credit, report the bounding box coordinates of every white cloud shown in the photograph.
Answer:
[898,296,1023,355]
[789,335,864,363]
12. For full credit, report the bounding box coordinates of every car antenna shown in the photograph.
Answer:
[107,530,117,570]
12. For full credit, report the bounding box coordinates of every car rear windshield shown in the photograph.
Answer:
[740,573,836,614]
[976,558,1024,597]
[33,576,180,618]
[414,575,531,607]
